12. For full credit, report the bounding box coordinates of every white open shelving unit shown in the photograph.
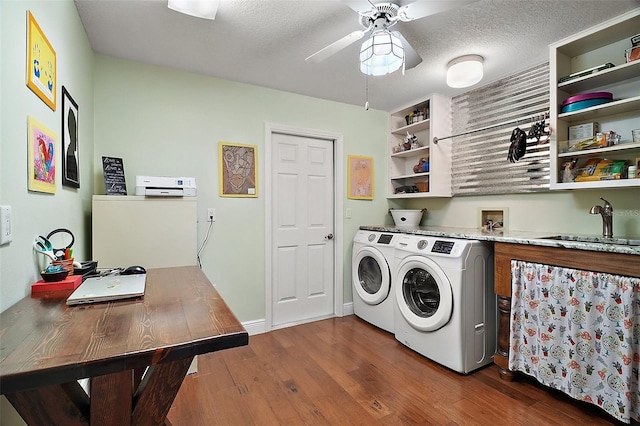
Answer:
[549,8,640,190]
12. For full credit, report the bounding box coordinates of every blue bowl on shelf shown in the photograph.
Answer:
[561,98,612,113]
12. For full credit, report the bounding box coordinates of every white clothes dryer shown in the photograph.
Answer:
[352,230,400,333]
[393,234,496,373]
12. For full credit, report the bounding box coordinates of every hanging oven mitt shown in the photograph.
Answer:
[507,128,527,162]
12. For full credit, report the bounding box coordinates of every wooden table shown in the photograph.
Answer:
[0,266,248,425]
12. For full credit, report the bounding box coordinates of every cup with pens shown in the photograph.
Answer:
[47,228,75,275]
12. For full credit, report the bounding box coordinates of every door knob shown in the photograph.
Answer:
[325,233,334,240]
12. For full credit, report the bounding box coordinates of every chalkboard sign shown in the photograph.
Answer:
[102,156,127,195]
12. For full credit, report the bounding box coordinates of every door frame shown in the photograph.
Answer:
[264,123,344,332]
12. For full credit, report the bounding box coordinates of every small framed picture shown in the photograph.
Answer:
[348,155,374,200]
[61,87,79,188]
[219,142,258,197]
[27,116,57,194]
[26,11,56,111]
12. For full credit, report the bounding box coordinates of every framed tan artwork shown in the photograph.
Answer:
[219,142,258,197]
[348,155,373,200]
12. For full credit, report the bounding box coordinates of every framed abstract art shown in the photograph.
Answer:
[219,142,258,197]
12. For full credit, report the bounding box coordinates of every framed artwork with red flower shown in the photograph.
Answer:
[28,116,57,194]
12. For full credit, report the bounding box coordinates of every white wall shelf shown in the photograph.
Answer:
[387,94,452,198]
[558,60,640,93]
[549,8,640,190]
[558,141,640,158]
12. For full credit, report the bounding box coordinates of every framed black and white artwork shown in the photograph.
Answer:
[61,86,79,188]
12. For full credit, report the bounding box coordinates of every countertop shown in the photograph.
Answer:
[359,225,640,256]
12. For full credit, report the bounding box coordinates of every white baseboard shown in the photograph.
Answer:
[342,302,354,316]
[242,302,354,336]
[187,356,198,375]
[242,319,267,336]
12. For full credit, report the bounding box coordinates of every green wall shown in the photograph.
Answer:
[0,0,94,311]
[92,55,391,322]
[407,190,640,236]
[1,1,94,423]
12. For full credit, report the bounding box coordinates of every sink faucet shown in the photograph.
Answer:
[589,197,613,238]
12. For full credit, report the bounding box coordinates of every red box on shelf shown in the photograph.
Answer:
[31,274,82,294]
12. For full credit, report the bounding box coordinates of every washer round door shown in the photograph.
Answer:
[395,255,453,331]
[352,246,391,305]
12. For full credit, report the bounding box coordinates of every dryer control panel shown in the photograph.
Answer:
[431,240,455,254]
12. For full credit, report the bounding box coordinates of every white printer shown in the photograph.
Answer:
[135,176,197,197]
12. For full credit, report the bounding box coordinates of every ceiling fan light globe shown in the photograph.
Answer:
[446,55,483,88]
[360,30,405,76]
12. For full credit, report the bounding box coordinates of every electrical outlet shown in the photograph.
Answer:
[0,205,12,245]
[207,208,215,222]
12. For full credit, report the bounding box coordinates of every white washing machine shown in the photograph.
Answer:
[393,234,496,373]
[352,230,400,333]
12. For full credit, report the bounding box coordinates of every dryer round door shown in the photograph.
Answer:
[352,246,391,305]
[395,255,453,331]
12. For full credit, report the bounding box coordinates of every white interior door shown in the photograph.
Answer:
[271,132,334,327]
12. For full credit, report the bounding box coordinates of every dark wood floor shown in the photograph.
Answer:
[168,315,624,425]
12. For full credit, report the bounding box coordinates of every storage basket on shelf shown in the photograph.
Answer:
[389,209,426,227]
[52,258,74,275]
[415,181,429,192]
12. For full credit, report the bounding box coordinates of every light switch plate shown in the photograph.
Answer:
[0,205,12,245]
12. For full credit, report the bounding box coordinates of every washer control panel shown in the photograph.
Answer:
[377,234,394,245]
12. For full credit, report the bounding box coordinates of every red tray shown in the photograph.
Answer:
[31,274,82,293]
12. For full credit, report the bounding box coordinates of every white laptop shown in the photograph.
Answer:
[66,274,146,306]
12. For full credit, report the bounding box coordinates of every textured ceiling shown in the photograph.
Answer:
[74,0,640,112]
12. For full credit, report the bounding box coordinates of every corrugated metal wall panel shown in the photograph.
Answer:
[448,62,550,195]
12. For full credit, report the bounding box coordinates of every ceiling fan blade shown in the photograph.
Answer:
[305,30,366,64]
[343,0,376,14]
[167,0,220,20]
[398,0,478,21]
[393,31,422,70]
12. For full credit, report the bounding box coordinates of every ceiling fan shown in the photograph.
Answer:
[306,0,478,76]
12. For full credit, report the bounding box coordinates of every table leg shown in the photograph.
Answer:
[132,357,193,426]
[5,381,89,425]
[90,369,133,425]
